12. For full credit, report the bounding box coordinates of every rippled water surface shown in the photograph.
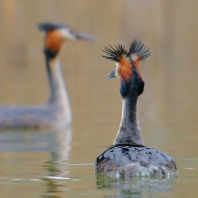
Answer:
[1,129,198,198]
[0,0,198,197]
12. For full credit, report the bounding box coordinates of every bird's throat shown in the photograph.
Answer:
[113,92,145,146]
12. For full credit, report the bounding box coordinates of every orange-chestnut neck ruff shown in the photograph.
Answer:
[117,57,132,81]
[45,30,65,53]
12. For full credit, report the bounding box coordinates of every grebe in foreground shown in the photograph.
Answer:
[0,23,95,129]
[95,41,177,176]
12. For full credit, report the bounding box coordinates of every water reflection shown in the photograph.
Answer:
[0,127,72,197]
[42,137,71,196]
[96,174,176,198]
[0,128,71,155]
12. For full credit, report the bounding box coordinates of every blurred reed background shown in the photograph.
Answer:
[0,0,197,161]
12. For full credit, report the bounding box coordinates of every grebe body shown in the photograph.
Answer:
[96,144,176,176]
[95,41,177,176]
[0,23,95,129]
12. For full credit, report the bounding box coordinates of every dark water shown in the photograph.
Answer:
[0,0,198,197]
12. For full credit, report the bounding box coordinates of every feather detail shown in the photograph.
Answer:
[117,58,132,81]
[128,40,151,61]
[102,44,127,62]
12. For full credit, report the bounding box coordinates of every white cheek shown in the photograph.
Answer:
[60,28,76,40]
[115,63,119,77]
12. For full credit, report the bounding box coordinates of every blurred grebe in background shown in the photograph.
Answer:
[0,22,95,129]
[95,41,177,176]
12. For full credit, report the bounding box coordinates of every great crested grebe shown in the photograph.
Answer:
[0,22,95,129]
[95,41,177,176]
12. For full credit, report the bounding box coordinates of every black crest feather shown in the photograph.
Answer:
[128,40,151,61]
[38,22,71,31]
[102,44,127,61]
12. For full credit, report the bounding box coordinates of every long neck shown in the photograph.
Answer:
[46,56,71,120]
[113,87,145,146]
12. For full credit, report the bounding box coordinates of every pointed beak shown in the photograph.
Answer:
[106,69,116,79]
[75,32,97,41]
[60,28,96,41]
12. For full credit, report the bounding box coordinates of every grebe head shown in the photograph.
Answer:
[38,22,96,58]
[103,40,151,97]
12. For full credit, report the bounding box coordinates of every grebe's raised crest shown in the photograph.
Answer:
[128,40,151,62]
[103,41,151,97]
[38,23,71,31]
[103,41,151,80]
